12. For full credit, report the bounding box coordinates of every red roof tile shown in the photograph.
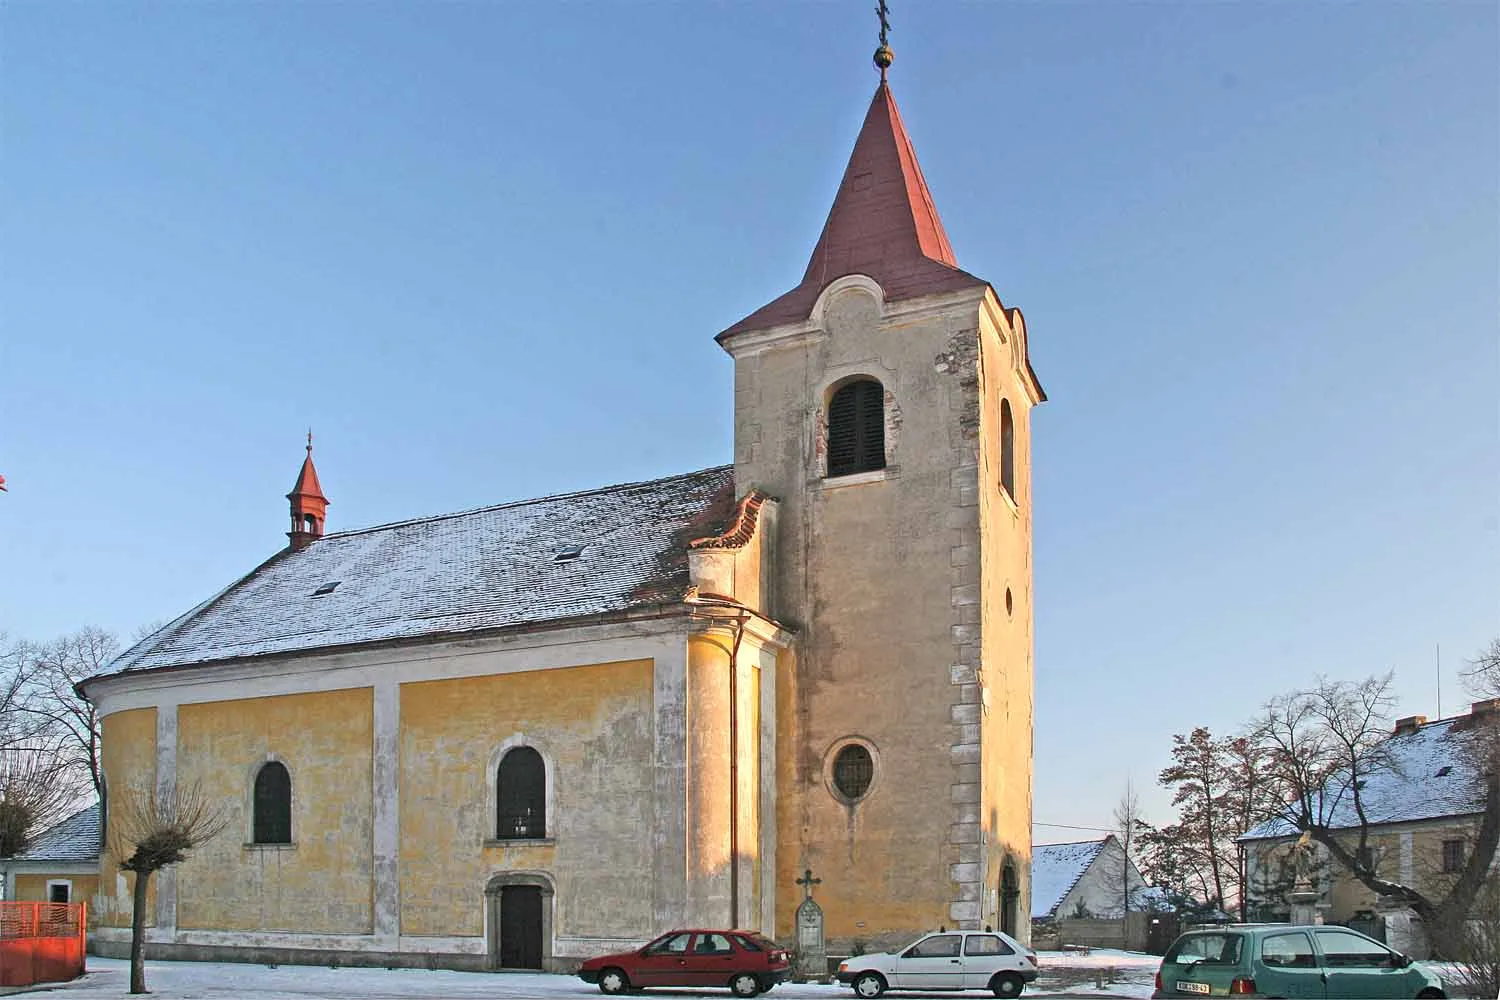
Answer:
[721,82,986,339]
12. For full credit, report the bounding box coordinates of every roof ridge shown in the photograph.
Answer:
[316,465,734,541]
[1035,838,1108,849]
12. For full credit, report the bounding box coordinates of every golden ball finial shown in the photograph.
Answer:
[874,44,894,71]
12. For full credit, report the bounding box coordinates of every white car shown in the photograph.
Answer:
[834,929,1039,998]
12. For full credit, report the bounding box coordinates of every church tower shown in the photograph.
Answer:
[718,47,1045,946]
[286,433,329,551]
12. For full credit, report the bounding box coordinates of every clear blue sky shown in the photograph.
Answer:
[3,2,1496,838]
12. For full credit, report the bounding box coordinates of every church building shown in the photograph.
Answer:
[82,43,1045,971]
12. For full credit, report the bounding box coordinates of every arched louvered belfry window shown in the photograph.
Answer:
[1000,398,1016,501]
[827,379,886,477]
[497,746,546,840]
[253,761,292,844]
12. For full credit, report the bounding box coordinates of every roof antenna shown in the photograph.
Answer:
[874,1,893,82]
[1436,641,1442,718]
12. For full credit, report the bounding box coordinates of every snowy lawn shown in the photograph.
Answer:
[12,951,1164,999]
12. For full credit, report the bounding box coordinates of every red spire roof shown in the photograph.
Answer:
[721,82,986,338]
[288,447,325,503]
[286,433,329,551]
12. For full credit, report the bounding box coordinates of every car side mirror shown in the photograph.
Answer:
[1394,954,1411,968]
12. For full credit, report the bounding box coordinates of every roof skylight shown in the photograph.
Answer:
[312,581,341,596]
[1436,766,1452,777]
[554,545,585,562]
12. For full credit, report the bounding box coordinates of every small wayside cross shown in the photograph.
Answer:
[795,868,822,901]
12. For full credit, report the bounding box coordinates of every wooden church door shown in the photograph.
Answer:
[499,884,543,969]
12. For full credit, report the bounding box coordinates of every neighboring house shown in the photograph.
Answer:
[0,804,100,905]
[79,60,1048,970]
[1032,836,1147,922]
[1238,699,1497,954]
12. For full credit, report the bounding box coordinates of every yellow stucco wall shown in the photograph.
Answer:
[978,306,1037,939]
[399,659,655,939]
[176,688,374,933]
[98,707,157,928]
[12,874,98,904]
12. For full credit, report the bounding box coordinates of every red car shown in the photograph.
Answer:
[578,929,792,996]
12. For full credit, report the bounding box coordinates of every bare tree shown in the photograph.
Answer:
[0,633,48,750]
[0,739,86,859]
[25,627,117,800]
[1463,638,1500,701]
[1251,671,1500,956]
[109,782,227,994]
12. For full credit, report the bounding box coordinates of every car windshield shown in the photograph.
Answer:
[1165,933,1243,966]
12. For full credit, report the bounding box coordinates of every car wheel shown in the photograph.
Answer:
[853,971,887,999]
[990,972,1024,998]
[598,967,630,995]
[1416,990,1446,999]
[729,972,760,997]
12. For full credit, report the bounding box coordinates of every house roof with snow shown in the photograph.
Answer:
[1239,710,1490,843]
[12,804,99,864]
[1031,838,1109,919]
[98,466,739,677]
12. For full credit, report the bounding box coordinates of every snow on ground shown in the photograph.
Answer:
[12,952,1163,1000]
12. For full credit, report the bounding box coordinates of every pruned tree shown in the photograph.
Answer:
[109,782,227,994]
[1251,669,1500,957]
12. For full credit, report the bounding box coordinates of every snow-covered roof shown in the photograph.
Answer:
[13,804,100,864]
[1240,714,1487,842]
[1031,838,1109,919]
[102,466,737,676]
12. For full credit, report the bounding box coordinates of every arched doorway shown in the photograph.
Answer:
[1000,862,1020,937]
[484,872,554,970]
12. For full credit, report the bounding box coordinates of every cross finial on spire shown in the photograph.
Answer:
[306,428,313,454]
[874,1,893,80]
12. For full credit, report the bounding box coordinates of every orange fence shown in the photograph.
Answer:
[0,901,87,987]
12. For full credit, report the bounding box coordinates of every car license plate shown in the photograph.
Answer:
[1176,982,1210,995]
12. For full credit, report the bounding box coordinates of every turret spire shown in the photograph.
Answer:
[719,71,985,340]
[286,432,329,552]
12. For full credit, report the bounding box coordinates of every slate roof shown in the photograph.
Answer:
[13,804,99,864]
[1239,715,1488,842]
[1032,838,1109,919]
[102,466,738,676]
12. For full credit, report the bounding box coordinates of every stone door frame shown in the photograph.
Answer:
[484,871,555,970]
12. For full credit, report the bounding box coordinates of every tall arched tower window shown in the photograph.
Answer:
[496,746,546,839]
[1000,398,1016,501]
[253,761,292,844]
[827,379,886,477]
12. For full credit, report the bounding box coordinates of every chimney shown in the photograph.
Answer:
[1393,715,1427,735]
[1472,699,1500,720]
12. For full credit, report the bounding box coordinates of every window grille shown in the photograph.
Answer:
[253,761,292,844]
[827,380,886,477]
[497,746,546,839]
[832,744,874,801]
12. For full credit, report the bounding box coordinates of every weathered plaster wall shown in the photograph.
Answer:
[977,299,1039,940]
[12,874,98,903]
[98,707,158,928]
[398,660,655,940]
[175,688,374,934]
[734,283,1003,948]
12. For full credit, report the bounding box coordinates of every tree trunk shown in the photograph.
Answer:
[130,868,151,994]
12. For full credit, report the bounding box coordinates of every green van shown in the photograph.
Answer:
[1153,925,1446,998]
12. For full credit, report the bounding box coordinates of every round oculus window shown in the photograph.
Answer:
[832,744,874,801]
